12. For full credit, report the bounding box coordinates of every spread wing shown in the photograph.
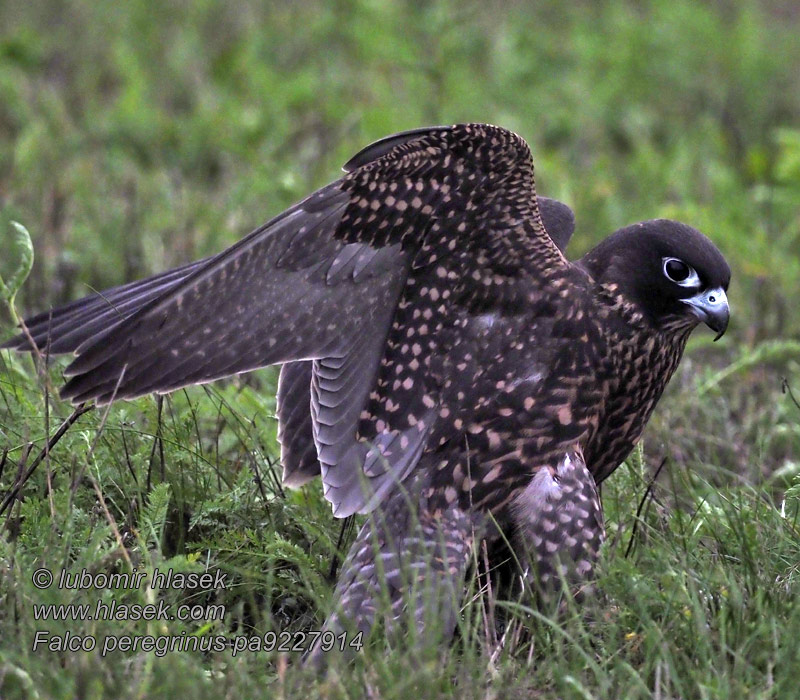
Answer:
[3,123,567,517]
[276,195,576,491]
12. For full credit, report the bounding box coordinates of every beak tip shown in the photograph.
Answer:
[710,312,729,341]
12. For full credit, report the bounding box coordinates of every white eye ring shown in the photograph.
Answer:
[662,257,701,288]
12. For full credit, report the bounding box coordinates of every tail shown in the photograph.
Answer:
[306,478,477,666]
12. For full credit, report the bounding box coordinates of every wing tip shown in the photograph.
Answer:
[0,335,22,351]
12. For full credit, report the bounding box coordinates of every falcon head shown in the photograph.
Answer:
[580,220,731,340]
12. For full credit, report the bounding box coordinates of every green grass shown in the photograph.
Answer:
[1,0,800,697]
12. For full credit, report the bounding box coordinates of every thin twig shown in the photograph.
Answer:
[88,469,134,571]
[4,443,31,530]
[70,367,135,570]
[782,377,800,414]
[625,456,668,559]
[147,395,164,490]
[248,452,274,528]
[0,403,94,517]
[43,346,55,520]
[68,365,127,495]
[481,538,498,653]
[328,516,355,582]
[120,425,138,485]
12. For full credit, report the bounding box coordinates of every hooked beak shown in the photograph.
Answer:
[681,287,729,341]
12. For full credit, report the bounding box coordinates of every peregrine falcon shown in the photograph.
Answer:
[3,124,731,654]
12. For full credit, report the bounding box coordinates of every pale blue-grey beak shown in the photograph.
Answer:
[682,286,729,341]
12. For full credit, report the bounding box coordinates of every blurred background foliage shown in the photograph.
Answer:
[1,0,800,697]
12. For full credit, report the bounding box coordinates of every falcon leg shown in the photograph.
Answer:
[306,485,477,666]
[510,451,605,602]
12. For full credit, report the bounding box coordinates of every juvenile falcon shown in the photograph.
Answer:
[3,124,730,653]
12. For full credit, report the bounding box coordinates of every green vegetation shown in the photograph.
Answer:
[1,0,799,697]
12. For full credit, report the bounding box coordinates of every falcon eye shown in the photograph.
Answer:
[662,257,700,288]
